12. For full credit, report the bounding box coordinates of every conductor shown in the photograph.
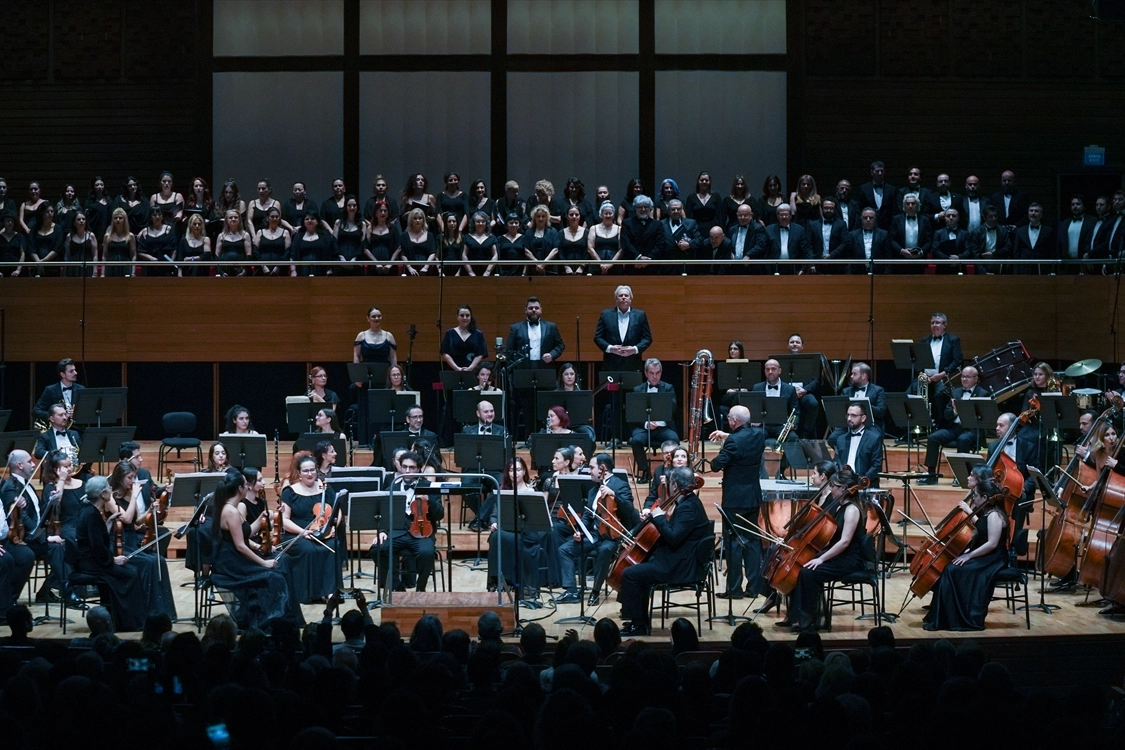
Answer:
[709,405,767,601]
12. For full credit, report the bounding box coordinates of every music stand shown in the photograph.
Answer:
[378,431,414,468]
[1024,466,1063,615]
[537,390,594,427]
[511,368,557,391]
[529,432,596,471]
[348,489,407,606]
[170,471,224,627]
[716,360,762,391]
[71,387,127,427]
[347,362,389,390]
[554,476,598,625]
[799,439,835,465]
[438,370,479,391]
[956,398,1001,461]
[326,476,384,588]
[285,400,322,435]
[823,396,873,433]
[885,393,930,463]
[0,410,10,432]
[744,393,796,427]
[772,354,824,390]
[600,371,643,451]
[944,452,985,488]
[329,466,386,481]
[78,427,135,473]
[220,434,267,469]
[368,390,420,432]
[1038,394,1080,470]
[0,430,40,456]
[496,490,551,624]
[625,391,676,460]
[890,339,936,380]
[453,390,504,425]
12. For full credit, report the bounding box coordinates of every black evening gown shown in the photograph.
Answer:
[367,227,399,265]
[209,522,304,629]
[43,482,85,590]
[280,486,345,602]
[789,501,868,629]
[103,237,132,277]
[121,525,178,621]
[495,234,524,276]
[137,227,178,276]
[336,222,365,272]
[486,485,560,592]
[923,509,1008,632]
[464,233,496,276]
[75,504,149,631]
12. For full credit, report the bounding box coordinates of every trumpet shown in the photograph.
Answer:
[770,408,798,453]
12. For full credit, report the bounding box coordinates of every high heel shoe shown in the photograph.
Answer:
[753,593,780,614]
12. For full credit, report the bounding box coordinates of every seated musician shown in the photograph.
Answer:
[719,341,748,432]
[923,479,1009,631]
[369,451,444,592]
[221,404,259,435]
[105,460,177,620]
[834,405,883,488]
[921,365,989,484]
[280,454,346,602]
[0,493,36,622]
[0,451,43,610]
[34,404,80,461]
[642,440,684,512]
[557,453,638,607]
[1076,421,1119,472]
[2,449,65,604]
[787,333,823,439]
[750,359,800,478]
[486,457,555,600]
[987,412,1039,529]
[617,466,714,637]
[464,399,508,532]
[779,467,869,632]
[829,362,886,442]
[628,359,678,483]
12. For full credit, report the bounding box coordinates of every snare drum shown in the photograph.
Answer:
[974,341,1034,403]
[1073,388,1101,411]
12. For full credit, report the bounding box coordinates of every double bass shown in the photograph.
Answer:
[1077,422,1125,588]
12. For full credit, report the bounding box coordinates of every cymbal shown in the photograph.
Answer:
[1064,358,1102,377]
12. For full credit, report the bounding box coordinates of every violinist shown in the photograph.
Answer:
[208,442,231,473]
[2,450,62,603]
[222,404,259,435]
[0,453,37,621]
[923,479,1009,631]
[486,457,553,598]
[237,468,270,550]
[709,405,767,602]
[314,439,341,476]
[557,454,638,607]
[617,466,713,637]
[208,470,303,630]
[41,450,86,606]
[368,451,443,592]
[570,444,590,475]
[779,467,869,632]
[280,454,346,602]
[643,441,687,513]
[120,441,167,549]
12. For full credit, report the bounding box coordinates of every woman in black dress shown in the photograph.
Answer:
[42,450,84,596]
[723,175,753,228]
[365,200,399,275]
[100,207,136,278]
[215,209,253,277]
[439,212,465,275]
[113,176,150,235]
[394,208,437,276]
[486,457,557,598]
[183,177,215,238]
[254,206,293,276]
[314,439,340,475]
[246,178,282,235]
[313,410,349,451]
[588,201,623,275]
[28,202,62,276]
[462,210,497,277]
[552,177,594,229]
[279,454,346,602]
[0,211,26,278]
[150,171,185,228]
[320,179,347,229]
[441,305,488,373]
[55,184,82,226]
[655,178,680,220]
[136,207,178,276]
[353,306,398,445]
[18,180,47,235]
[467,179,496,231]
[757,174,784,227]
[85,176,112,240]
[178,213,214,276]
[438,173,469,232]
[615,178,646,224]
[292,210,337,276]
[923,480,1009,632]
[363,175,400,225]
[212,179,246,231]
[209,470,303,630]
[684,171,723,236]
[523,204,560,275]
[62,211,98,277]
[495,212,525,276]
[789,174,821,229]
[401,173,438,232]
[557,205,591,275]
[223,404,259,436]
[332,195,367,275]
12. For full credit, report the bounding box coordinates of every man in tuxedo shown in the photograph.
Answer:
[831,208,894,273]
[403,406,438,443]
[462,400,508,531]
[0,476,36,624]
[709,405,766,601]
[721,202,766,273]
[968,205,1012,266]
[2,450,64,602]
[1007,203,1056,274]
[750,359,799,439]
[1089,195,1114,259]
[763,204,812,274]
[988,412,1039,526]
[628,359,678,482]
[33,357,83,424]
[505,296,565,438]
[924,173,963,226]
[920,311,964,422]
[594,285,652,372]
[557,453,638,607]
[931,209,968,271]
[704,226,735,275]
[834,179,861,231]
[1056,194,1097,271]
[830,362,886,442]
[620,194,661,271]
[786,333,822,439]
[889,195,934,273]
[808,198,848,263]
[368,451,444,592]
[660,198,702,274]
[858,161,897,231]
[990,170,1031,230]
[1092,190,1125,260]
[34,404,81,460]
[895,166,933,217]
[920,366,990,484]
[961,175,988,231]
[834,404,882,487]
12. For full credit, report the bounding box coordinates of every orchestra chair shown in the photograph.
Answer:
[431,524,454,592]
[157,412,203,479]
[824,561,882,631]
[989,529,1031,629]
[648,522,717,631]
[199,578,237,625]
[61,540,103,635]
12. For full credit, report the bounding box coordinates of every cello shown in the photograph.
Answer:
[908,487,1009,598]
[1076,423,1125,588]
[990,396,1040,517]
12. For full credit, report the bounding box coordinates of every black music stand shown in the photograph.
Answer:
[285,400,322,435]
[554,476,598,626]
[220,434,267,469]
[1038,394,1079,471]
[625,391,676,461]
[885,393,931,463]
[453,390,505,425]
[294,434,347,466]
[716,360,762,391]
[600,371,643,452]
[822,396,874,434]
[537,390,594,426]
[799,439,835,465]
[347,362,389,390]
[0,430,39,456]
[1025,466,1063,615]
[711,504,754,626]
[348,489,407,606]
[743,393,795,428]
[496,490,551,627]
[772,354,824,390]
[170,471,224,628]
[511,368,557,392]
[77,427,135,473]
[866,494,901,620]
[368,390,419,432]
[378,431,414,468]
[944,452,985,488]
[890,339,936,381]
[511,368,557,437]
[72,387,127,428]
[326,476,384,590]
[956,398,1001,443]
[0,410,10,432]
[453,432,508,528]
[328,466,386,480]
[438,370,479,391]
[529,432,596,471]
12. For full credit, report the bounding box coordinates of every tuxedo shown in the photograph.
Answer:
[34,428,81,460]
[924,384,990,472]
[462,422,508,439]
[930,227,969,260]
[1007,223,1057,273]
[966,223,1012,259]
[1,476,45,543]
[842,382,887,433]
[987,424,1040,519]
[721,220,767,268]
[1056,216,1097,261]
[807,219,848,259]
[834,428,883,487]
[750,379,800,438]
[559,473,638,597]
[620,216,662,260]
[710,422,767,595]
[594,307,652,371]
[34,381,84,423]
[960,195,991,230]
[989,190,1031,227]
[659,217,701,264]
[505,318,565,366]
[705,237,736,274]
[858,181,897,230]
[889,213,934,265]
[762,222,812,273]
[833,198,862,231]
[1092,213,1125,259]
[831,227,895,272]
[895,186,935,217]
[628,381,678,473]
[920,333,963,380]
[924,191,964,224]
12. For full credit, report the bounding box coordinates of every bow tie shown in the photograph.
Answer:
[850,431,863,438]
[527,321,539,327]
[1006,439,1016,446]
[932,336,942,342]
[61,386,73,392]
[767,384,779,390]
[672,222,680,229]
[56,431,68,437]
[480,426,492,434]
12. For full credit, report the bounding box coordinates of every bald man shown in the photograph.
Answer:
[710,405,768,601]
[0,451,45,611]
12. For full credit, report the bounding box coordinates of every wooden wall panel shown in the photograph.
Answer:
[2,277,1121,367]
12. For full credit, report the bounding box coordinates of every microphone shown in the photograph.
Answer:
[408,324,417,340]
[495,337,507,362]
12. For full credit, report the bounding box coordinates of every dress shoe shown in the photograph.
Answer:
[916,475,938,486]
[64,592,86,608]
[555,592,581,604]
[753,594,780,614]
[588,593,601,606]
[620,622,650,637]
[1099,604,1125,616]
[1049,573,1077,590]
[773,619,793,628]
[716,590,744,600]
[467,519,483,532]
[34,589,62,604]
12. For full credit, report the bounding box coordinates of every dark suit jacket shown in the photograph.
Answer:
[586,474,639,538]
[659,217,701,261]
[461,422,508,439]
[34,428,81,460]
[831,228,895,273]
[1091,214,1125,259]
[930,227,969,260]
[1056,216,1097,260]
[833,198,862,231]
[894,186,934,217]
[889,214,934,256]
[924,191,964,224]
[722,221,767,262]
[858,181,897,230]
[762,223,812,273]
[943,385,991,429]
[807,219,848,259]
[966,224,1012,259]
[1007,224,1057,271]
[505,319,565,366]
[34,382,84,423]
[987,423,1040,485]
[960,195,991,228]
[630,381,677,429]
[989,190,1031,227]
[594,307,652,371]
[750,380,799,421]
[647,491,713,582]
[834,429,883,487]
[709,423,765,512]
[620,216,662,259]
[842,383,887,431]
[1,476,43,539]
[919,333,963,379]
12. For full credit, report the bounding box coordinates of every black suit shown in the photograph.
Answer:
[593,307,652,372]
[807,219,847,260]
[762,223,812,273]
[628,382,678,474]
[924,192,964,225]
[749,380,799,436]
[710,422,767,595]
[858,181,897,230]
[894,186,935,217]
[831,227,895,273]
[889,214,934,272]
[34,382,84,423]
[34,428,81,460]
[620,216,662,261]
[1091,214,1125,259]
[1006,223,1057,274]
[559,474,637,596]
[721,221,768,271]
[506,318,566,437]
[930,227,969,261]
[833,197,862,231]
[1,476,58,596]
[1056,216,1097,265]
[459,422,508,523]
[966,223,1012,261]
[659,217,701,273]
[920,333,963,380]
[960,195,990,230]
[369,480,444,591]
[834,428,883,487]
[924,384,990,472]
[989,190,1031,227]
[840,383,887,435]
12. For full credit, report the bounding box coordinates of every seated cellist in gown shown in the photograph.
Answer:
[616,466,713,637]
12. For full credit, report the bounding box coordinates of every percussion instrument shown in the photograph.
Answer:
[973,341,1034,403]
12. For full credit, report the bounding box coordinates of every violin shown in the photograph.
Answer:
[309,482,335,539]
[408,493,433,539]
[259,502,274,557]
[656,452,674,504]
[140,488,169,547]
[6,503,26,544]
[102,500,125,557]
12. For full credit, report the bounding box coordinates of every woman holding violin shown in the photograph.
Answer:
[368,450,443,593]
[923,479,1009,631]
[237,468,270,548]
[486,456,556,597]
[280,454,346,603]
[41,450,85,599]
[778,468,869,632]
[209,470,303,630]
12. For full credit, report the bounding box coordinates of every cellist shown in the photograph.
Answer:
[779,467,869,632]
[987,412,1039,526]
[617,466,713,637]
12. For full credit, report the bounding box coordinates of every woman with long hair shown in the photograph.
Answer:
[223,405,258,435]
[177,213,214,276]
[254,205,293,276]
[440,305,488,373]
[486,456,557,597]
[364,200,399,275]
[101,206,136,278]
[279,453,345,602]
[333,194,367,274]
